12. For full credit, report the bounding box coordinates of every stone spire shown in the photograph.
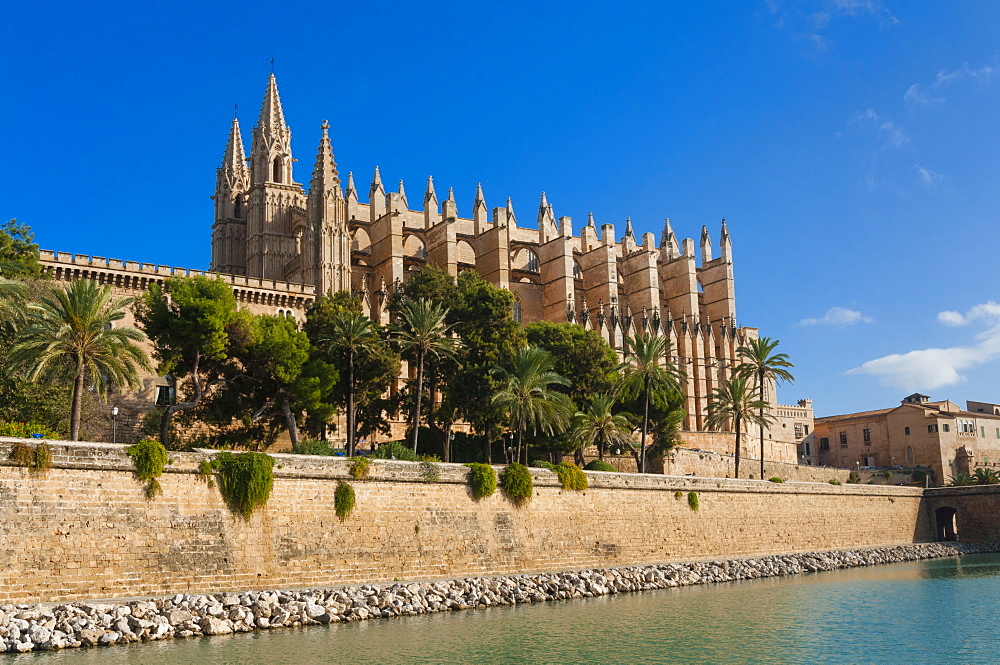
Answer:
[250,73,293,185]
[720,217,732,262]
[660,218,678,259]
[398,179,408,207]
[506,196,517,226]
[624,217,634,237]
[345,171,358,202]
[370,166,385,199]
[216,117,249,194]
[310,120,340,196]
[700,224,712,264]
[424,176,438,206]
[587,212,596,228]
[538,192,556,242]
[473,183,487,232]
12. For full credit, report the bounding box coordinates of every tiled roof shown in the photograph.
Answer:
[815,408,895,422]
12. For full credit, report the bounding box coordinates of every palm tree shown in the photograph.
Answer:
[973,467,1000,485]
[705,373,774,479]
[736,336,795,481]
[0,275,26,329]
[491,346,573,465]
[392,299,457,454]
[322,312,378,457]
[9,279,151,441]
[948,473,976,487]
[618,333,684,473]
[570,393,634,461]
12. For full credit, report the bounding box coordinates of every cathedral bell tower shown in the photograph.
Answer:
[305,121,350,295]
[211,116,250,274]
[245,74,306,280]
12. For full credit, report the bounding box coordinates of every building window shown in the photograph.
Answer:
[273,157,283,183]
[512,299,522,323]
[905,426,910,435]
[957,419,975,434]
[804,425,810,435]
[804,441,812,456]
[906,445,914,464]
[573,262,582,279]
[928,424,938,433]
[863,428,871,443]
[942,424,950,432]
[155,385,175,406]
[794,423,803,438]
[526,252,539,273]
[820,437,830,451]
[839,432,848,447]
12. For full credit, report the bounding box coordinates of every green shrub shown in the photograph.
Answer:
[420,460,441,482]
[530,459,554,469]
[349,457,371,479]
[466,463,497,499]
[501,463,534,504]
[848,470,861,484]
[126,438,169,500]
[372,441,419,462]
[912,469,928,486]
[828,479,842,485]
[292,440,342,456]
[419,454,441,462]
[883,469,894,480]
[768,477,784,483]
[553,463,588,491]
[197,459,217,488]
[335,480,355,521]
[9,441,52,473]
[126,439,168,481]
[0,422,60,439]
[584,459,616,472]
[674,490,684,499]
[214,451,275,519]
[687,491,699,511]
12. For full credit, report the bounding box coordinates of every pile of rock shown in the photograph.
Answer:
[1,542,996,652]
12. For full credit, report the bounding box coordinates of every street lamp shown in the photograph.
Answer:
[111,406,119,444]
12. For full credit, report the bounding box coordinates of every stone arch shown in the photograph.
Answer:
[511,247,539,273]
[572,259,583,280]
[352,228,372,255]
[935,506,958,542]
[272,157,283,183]
[403,234,426,261]
[906,445,914,464]
[456,240,476,268]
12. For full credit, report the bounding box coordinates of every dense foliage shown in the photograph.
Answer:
[334,480,356,521]
[466,463,497,499]
[126,437,169,497]
[500,463,534,504]
[584,459,616,472]
[214,451,275,519]
[552,463,588,491]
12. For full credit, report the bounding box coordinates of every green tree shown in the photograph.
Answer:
[525,321,618,403]
[219,314,337,449]
[135,275,238,445]
[570,393,635,461]
[617,333,685,473]
[705,373,774,479]
[737,336,795,481]
[9,279,151,441]
[491,346,573,464]
[0,220,43,280]
[392,299,458,454]
[321,312,378,456]
[973,467,1000,485]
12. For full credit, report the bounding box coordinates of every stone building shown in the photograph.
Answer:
[814,393,1000,483]
[37,73,809,458]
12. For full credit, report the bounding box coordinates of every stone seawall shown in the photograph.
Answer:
[0,438,941,605]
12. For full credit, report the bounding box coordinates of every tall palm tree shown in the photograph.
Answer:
[570,392,634,461]
[491,346,573,464]
[737,336,795,480]
[392,299,457,454]
[0,275,27,329]
[10,279,151,441]
[705,373,774,479]
[618,333,684,473]
[322,312,379,457]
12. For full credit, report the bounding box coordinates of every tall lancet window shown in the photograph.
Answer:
[273,157,283,183]
[233,196,242,218]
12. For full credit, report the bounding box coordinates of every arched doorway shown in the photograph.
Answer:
[935,506,958,541]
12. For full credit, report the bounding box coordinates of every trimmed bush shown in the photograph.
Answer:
[829,479,842,485]
[292,440,342,456]
[530,459,554,469]
[215,451,275,519]
[466,463,497,499]
[9,441,52,474]
[553,463,588,491]
[584,459,616,472]
[372,441,419,462]
[420,460,441,482]
[848,470,861,484]
[687,491,699,511]
[349,457,371,479]
[0,422,60,439]
[335,480,355,521]
[501,463,534,504]
[768,477,784,483]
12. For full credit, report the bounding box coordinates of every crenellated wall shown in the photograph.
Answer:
[0,438,967,605]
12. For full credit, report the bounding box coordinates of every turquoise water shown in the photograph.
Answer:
[16,554,1000,664]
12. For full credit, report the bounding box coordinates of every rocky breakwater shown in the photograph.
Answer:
[1,542,997,653]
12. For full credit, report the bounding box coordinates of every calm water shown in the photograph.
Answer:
[15,554,1000,664]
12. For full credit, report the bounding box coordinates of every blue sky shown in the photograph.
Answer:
[2,1,999,416]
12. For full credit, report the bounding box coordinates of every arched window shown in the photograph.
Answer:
[906,446,914,464]
[526,252,539,273]
[573,261,582,280]
[512,298,522,323]
[233,197,242,218]
[272,157,283,183]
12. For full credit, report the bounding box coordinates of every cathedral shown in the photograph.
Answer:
[40,73,813,458]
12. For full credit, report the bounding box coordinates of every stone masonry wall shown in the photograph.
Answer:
[0,438,936,604]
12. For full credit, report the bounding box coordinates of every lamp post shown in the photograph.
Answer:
[111,406,119,444]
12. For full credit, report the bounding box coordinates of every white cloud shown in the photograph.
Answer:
[904,62,996,106]
[937,301,1000,326]
[829,0,898,24]
[914,165,942,187]
[800,306,874,326]
[852,108,909,149]
[903,84,943,106]
[849,301,1000,389]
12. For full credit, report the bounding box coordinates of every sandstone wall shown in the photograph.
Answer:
[925,485,1000,542]
[0,438,936,604]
